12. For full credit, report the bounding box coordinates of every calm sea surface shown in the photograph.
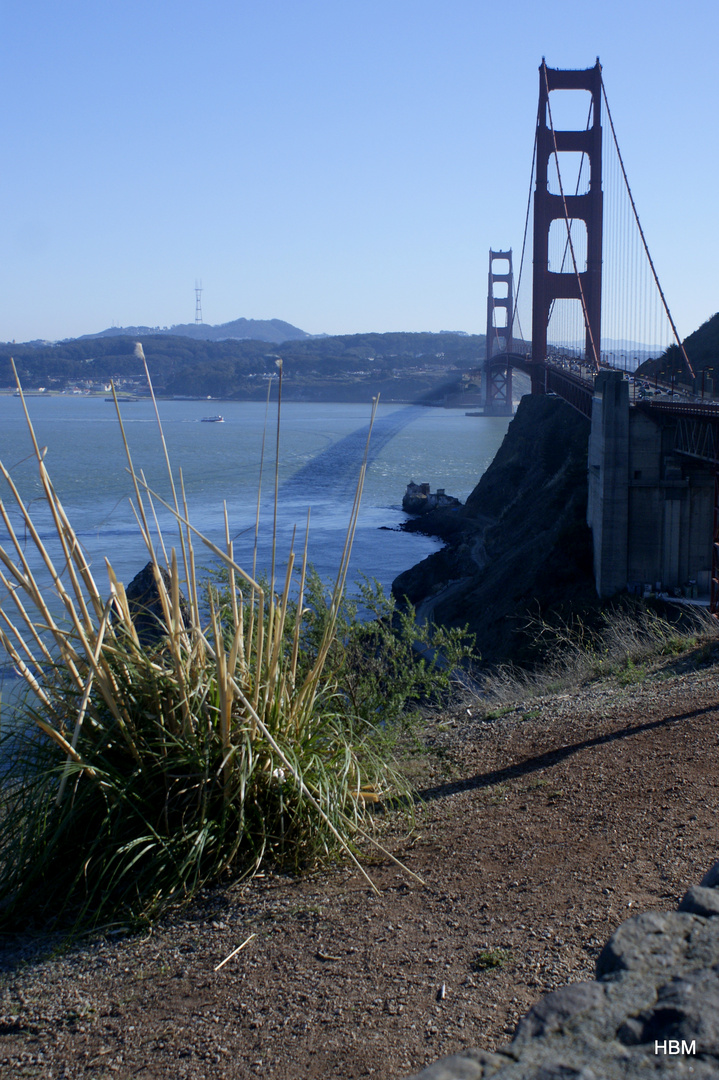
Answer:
[0,395,511,693]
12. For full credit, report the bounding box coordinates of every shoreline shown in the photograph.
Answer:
[0,390,482,407]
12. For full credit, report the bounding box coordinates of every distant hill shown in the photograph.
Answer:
[0,330,485,403]
[81,317,310,345]
[636,311,719,381]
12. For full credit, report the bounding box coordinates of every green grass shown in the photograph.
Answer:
[471,948,512,972]
[615,657,647,685]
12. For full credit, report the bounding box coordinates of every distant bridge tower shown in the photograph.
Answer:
[195,280,204,324]
[484,248,514,416]
[531,59,603,394]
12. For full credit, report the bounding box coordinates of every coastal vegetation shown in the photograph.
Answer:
[637,310,719,384]
[0,364,468,931]
[478,602,719,708]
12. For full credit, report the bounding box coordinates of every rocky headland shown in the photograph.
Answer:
[393,394,599,666]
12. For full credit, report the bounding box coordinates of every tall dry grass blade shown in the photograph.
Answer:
[248,379,273,650]
[170,548,182,640]
[148,555,192,737]
[0,566,57,671]
[141,470,170,568]
[270,359,283,598]
[11,362,105,628]
[0,510,123,747]
[0,488,88,694]
[0,625,61,720]
[0,464,82,633]
[266,525,296,681]
[207,588,232,794]
[56,593,116,805]
[224,502,240,631]
[136,345,192,594]
[252,588,265,730]
[109,381,155,552]
[179,469,201,631]
[104,560,141,648]
[289,510,311,696]
[0,608,49,685]
[31,713,98,777]
[223,504,246,677]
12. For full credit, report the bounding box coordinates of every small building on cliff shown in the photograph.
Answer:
[402,481,462,516]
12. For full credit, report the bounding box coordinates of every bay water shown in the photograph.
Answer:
[0,395,512,699]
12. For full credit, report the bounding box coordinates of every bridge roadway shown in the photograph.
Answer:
[503,352,719,438]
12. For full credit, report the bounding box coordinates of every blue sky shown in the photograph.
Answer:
[1,0,716,343]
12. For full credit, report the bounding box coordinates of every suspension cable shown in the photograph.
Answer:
[600,76,694,381]
[510,121,538,350]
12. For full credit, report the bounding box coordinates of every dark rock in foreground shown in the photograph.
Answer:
[124,561,190,647]
[405,862,719,1078]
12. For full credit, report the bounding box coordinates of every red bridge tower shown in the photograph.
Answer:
[531,59,603,394]
[484,248,514,416]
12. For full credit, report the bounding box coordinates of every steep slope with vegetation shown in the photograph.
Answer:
[637,310,719,382]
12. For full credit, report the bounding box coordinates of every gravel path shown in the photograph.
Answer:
[2,653,718,1078]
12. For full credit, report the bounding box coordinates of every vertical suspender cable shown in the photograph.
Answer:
[600,77,694,380]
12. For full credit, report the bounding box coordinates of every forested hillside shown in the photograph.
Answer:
[0,331,485,401]
[638,311,719,381]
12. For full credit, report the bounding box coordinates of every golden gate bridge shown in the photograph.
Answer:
[482,59,719,610]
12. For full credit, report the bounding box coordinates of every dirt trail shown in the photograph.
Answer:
[1,659,718,1079]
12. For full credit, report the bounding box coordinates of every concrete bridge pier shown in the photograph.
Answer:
[587,371,714,600]
[587,371,629,596]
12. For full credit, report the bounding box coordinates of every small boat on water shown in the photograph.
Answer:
[201,415,225,423]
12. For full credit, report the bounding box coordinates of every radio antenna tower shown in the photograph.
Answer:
[195,279,203,324]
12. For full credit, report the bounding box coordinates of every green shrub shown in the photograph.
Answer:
[471,948,511,971]
[292,571,474,735]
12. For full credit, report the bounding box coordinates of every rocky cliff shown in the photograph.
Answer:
[405,861,719,1079]
[392,394,597,666]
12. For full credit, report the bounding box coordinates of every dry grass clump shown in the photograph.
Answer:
[0,357,420,930]
[478,603,719,708]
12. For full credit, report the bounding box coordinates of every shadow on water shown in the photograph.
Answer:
[279,404,428,502]
[0,402,440,727]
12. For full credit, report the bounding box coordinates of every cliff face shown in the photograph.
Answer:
[392,394,596,665]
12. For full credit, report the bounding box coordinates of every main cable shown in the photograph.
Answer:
[511,120,538,350]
